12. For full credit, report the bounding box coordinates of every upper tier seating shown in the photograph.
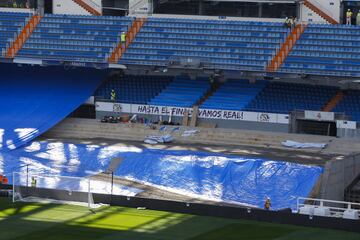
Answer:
[333,90,360,121]
[281,24,360,77]
[17,14,133,63]
[201,79,267,110]
[0,12,31,57]
[120,18,289,71]
[95,75,172,104]
[148,76,210,107]
[245,82,338,114]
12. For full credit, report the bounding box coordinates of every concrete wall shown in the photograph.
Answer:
[53,0,91,15]
[44,118,336,151]
[300,0,340,23]
[320,153,360,201]
[0,7,34,13]
[53,0,90,15]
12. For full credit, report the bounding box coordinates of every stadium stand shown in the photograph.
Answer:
[95,75,172,104]
[148,76,210,107]
[0,63,108,151]
[95,74,360,122]
[16,14,133,62]
[281,24,360,77]
[333,90,360,122]
[119,18,290,71]
[0,12,31,57]
[245,82,338,114]
[201,79,267,111]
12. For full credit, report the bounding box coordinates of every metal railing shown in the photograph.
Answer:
[84,0,101,12]
[297,197,360,219]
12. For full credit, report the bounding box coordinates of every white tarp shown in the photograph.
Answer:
[281,140,327,149]
[144,134,174,144]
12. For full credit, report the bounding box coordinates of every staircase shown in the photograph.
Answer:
[6,15,41,58]
[72,0,101,16]
[108,18,147,64]
[322,90,343,112]
[267,24,306,72]
[304,0,338,25]
[196,82,221,106]
[129,0,150,15]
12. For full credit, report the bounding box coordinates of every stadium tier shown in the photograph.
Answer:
[245,82,338,114]
[120,18,289,71]
[95,75,172,104]
[17,14,133,62]
[0,12,31,57]
[148,76,210,107]
[201,79,267,111]
[97,76,360,119]
[281,24,360,77]
[333,90,360,122]
[2,11,360,78]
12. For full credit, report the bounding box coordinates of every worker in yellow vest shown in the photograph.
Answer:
[31,177,37,188]
[357,10,360,26]
[346,9,353,25]
[121,32,126,48]
[111,89,116,101]
[264,197,271,210]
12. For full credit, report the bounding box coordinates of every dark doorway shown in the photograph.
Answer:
[44,0,52,14]
[68,104,96,119]
[296,119,337,136]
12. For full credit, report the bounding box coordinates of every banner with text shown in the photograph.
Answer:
[96,102,290,124]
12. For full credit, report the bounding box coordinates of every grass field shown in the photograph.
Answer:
[0,197,359,240]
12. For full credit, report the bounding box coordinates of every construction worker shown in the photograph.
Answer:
[346,9,353,25]
[31,176,37,188]
[121,32,126,48]
[357,10,360,26]
[110,89,116,101]
[0,175,3,184]
[264,197,271,210]
[13,1,17,8]
[2,176,8,185]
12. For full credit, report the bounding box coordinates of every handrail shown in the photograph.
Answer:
[85,0,101,11]
[129,0,147,14]
[297,197,360,219]
[308,0,336,20]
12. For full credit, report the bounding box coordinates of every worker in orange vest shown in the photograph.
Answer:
[2,176,8,185]
[0,175,3,184]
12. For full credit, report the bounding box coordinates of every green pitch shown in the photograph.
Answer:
[0,198,359,240]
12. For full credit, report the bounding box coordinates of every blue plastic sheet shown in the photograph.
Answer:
[0,63,108,151]
[0,141,322,210]
[115,149,323,210]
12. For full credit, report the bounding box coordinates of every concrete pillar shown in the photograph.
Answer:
[258,3,263,18]
[198,0,203,15]
[37,0,44,16]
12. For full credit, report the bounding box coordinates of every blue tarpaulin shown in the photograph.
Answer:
[0,63,108,151]
[115,149,323,210]
[0,141,322,210]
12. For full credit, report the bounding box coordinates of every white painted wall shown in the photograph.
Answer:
[53,0,91,15]
[83,0,102,13]
[129,0,150,14]
[52,0,102,15]
[300,0,341,24]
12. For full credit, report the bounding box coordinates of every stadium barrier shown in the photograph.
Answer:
[297,197,360,220]
[1,185,359,233]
